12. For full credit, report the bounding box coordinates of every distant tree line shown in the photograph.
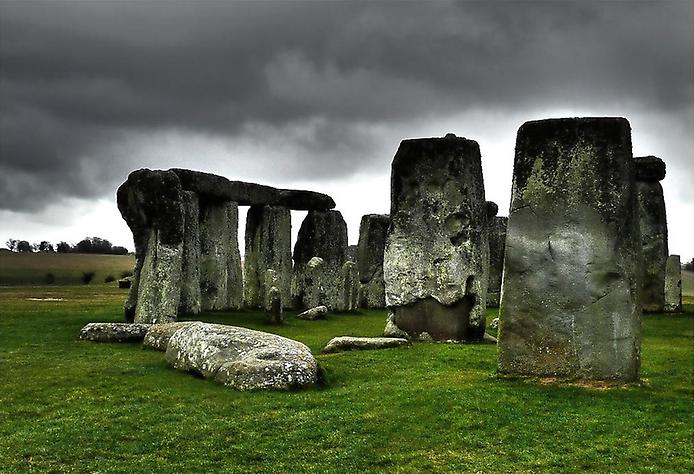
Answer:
[684,258,694,272]
[5,237,130,255]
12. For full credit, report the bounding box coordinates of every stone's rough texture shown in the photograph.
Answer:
[338,261,359,311]
[321,336,410,354]
[199,200,243,311]
[171,168,335,210]
[384,135,489,341]
[79,323,151,343]
[143,321,197,351]
[264,269,284,324]
[346,245,358,262]
[485,201,499,218]
[297,305,328,320]
[275,189,335,211]
[293,210,348,309]
[634,156,668,312]
[179,191,202,315]
[357,214,389,308]
[165,322,318,390]
[117,169,185,322]
[487,216,508,308]
[634,155,666,182]
[664,255,683,313]
[297,257,326,308]
[243,205,292,308]
[135,227,183,324]
[498,117,641,382]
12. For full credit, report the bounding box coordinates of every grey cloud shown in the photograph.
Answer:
[0,0,692,211]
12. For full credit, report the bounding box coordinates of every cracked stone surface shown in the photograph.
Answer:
[321,336,410,354]
[634,156,668,312]
[357,214,389,308]
[166,322,318,390]
[80,323,152,343]
[383,134,489,341]
[664,255,683,313]
[143,321,198,351]
[498,117,641,382]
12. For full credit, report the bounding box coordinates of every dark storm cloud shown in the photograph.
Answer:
[1,0,692,210]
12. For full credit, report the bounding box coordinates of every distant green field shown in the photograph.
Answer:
[0,252,135,286]
[683,270,694,305]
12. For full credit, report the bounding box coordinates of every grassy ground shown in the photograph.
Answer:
[0,252,135,286]
[0,285,692,473]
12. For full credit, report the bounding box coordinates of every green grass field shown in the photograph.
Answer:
[0,251,135,286]
[1,281,692,473]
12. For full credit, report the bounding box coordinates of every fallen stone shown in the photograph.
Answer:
[483,333,498,344]
[165,322,318,390]
[321,336,410,354]
[664,255,683,313]
[357,214,389,308]
[79,323,151,343]
[498,117,641,382]
[143,321,198,351]
[297,305,328,320]
[384,134,489,341]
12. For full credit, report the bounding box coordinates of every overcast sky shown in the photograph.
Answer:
[1,0,692,260]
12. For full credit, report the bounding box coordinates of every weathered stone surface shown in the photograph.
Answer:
[296,305,328,320]
[357,214,389,308]
[117,169,185,322]
[498,117,641,382]
[243,205,292,308]
[338,261,359,311]
[171,168,335,210]
[293,210,348,309]
[635,156,668,312]
[165,322,318,390]
[664,255,682,313]
[321,336,410,354]
[79,323,151,342]
[179,191,201,315]
[264,269,284,324]
[346,245,358,262]
[296,257,326,308]
[135,226,183,324]
[487,216,508,308]
[143,321,197,351]
[486,201,499,218]
[634,155,666,182]
[384,134,489,341]
[199,200,243,311]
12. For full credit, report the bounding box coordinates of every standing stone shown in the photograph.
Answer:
[498,117,641,382]
[264,269,284,324]
[339,261,359,311]
[634,156,668,312]
[116,169,185,324]
[199,200,243,311]
[664,255,683,313]
[243,205,292,308]
[487,216,508,308]
[179,191,201,315]
[357,214,390,308]
[384,134,489,341]
[298,257,326,309]
[292,210,348,309]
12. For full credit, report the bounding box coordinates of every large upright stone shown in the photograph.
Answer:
[292,210,348,309]
[664,255,682,313]
[179,191,201,315]
[634,156,668,312]
[243,205,292,308]
[199,200,243,311]
[487,216,508,308]
[116,169,185,324]
[498,117,641,382]
[384,134,489,341]
[357,214,390,308]
[339,261,359,312]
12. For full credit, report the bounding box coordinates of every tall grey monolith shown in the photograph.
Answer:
[487,216,508,308]
[498,117,641,382]
[634,156,668,312]
[339,261,359,312]
[292,210,348,309]
[384,134,489,341]
[357,214,390,308]
[244,205,292,308]
[664,255,682,313]
[199,200,243,311]
[179,191,201,315]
